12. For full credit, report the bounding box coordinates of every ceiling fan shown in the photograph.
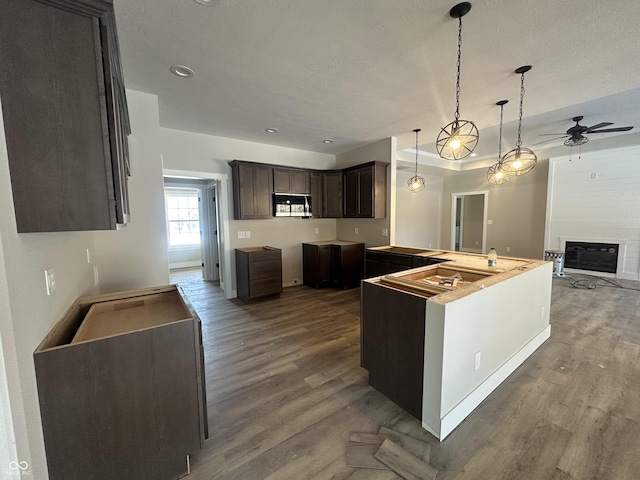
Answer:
[536,116,634,147]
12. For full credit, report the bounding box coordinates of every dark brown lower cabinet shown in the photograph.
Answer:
[236,246,283,302]
[361,281,425,419]
[303,241,364,290]
[33,285,208,480]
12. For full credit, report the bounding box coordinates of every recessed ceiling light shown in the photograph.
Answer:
[265,128,279,134]
[193,0,221,6]
[323,139,334,144]
[170,65,195,78]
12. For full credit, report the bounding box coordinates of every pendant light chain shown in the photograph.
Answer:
[498,102,504,158]
[415,129,420,171]
[454,17,462,121]
[516,71,525,148]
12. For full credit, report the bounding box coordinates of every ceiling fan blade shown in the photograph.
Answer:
[585,122,613,131]
[533,136,568,146]
[539,133,568,136]
[588,126,634,133]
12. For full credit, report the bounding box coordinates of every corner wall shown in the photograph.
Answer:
[336,138,393,247]
[441,160,549,260]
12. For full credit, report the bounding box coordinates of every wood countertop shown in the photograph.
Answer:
[365,247,549,304]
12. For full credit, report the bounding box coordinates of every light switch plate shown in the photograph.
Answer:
[245,231,251,239]
[238,231,246,239]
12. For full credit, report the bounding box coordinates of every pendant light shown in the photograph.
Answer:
[487,100,511,185]
[502,65,537,175]
[436,2,479,161]
[408,129,426,192]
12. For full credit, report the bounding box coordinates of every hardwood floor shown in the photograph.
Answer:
[170,268,640,479]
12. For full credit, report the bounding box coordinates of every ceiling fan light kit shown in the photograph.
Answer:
[502,65,537,176]
[436,2,479,161]
[487,100,511,185]
[408,129,426,192]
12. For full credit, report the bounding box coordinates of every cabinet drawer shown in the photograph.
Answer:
[249,259,282,280]
[247,249,281,263]
[250,277,282,297]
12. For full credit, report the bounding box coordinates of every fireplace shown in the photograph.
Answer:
[564,241,619,274]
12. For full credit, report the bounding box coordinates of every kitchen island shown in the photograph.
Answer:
[361,249,552,440]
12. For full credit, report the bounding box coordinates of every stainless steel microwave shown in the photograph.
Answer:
[273,194,312,217]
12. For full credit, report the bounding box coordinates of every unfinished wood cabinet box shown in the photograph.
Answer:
[33,285,208,480]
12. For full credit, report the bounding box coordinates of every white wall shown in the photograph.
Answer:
[94,91,170,292]
[394,170,442,249]
[159,126,337,290]
[423,262,552,439]
[546,145,640,280]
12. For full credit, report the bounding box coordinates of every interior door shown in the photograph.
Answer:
[202,183,221,281]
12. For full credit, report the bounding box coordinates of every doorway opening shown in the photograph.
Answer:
[163,169,233,299]
[450,191,488,253]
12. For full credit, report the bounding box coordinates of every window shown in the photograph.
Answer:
[165,188,201,247]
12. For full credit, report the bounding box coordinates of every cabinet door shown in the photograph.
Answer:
[290,170,310,194]
[322,171,343,218]
[273,168,291,193]
[237,164,258,219]
[254,165,273,218]
[343,170,360,217]
[0,0,125,232]
[358,167,374,218]
[309,172,323,218]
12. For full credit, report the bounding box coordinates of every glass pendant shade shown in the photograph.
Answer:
[487,99,511,185]
[437,2,478,161]
[408,128,425,192]
[502,65,537,176]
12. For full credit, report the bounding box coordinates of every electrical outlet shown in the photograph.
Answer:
[245,231,251,239]
[355,227,359,235]
[506,246,511,252]
[238,231,246,239]
[488,219,493,225]
[293,279,299,285]
[86,248,91,264]
[45,268,56,295]
[540,305,545,319]
[474,352,481,371]
[93,266,100,287]
[314,227,319,235]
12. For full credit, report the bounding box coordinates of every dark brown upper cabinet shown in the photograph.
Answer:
[273,168,310,194]
[310,170,342,219]
[343,162,387,218]
[229,160,273,220]
[0,0,131,232]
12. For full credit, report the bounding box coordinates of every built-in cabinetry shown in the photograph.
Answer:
[309,170,343,218]
[302,241,364,289]
[229,161,273,220]
[236,246,283,302]
[273,167,310,194]
[33,285,208,480]
[343,161,387,218]
[229,160,383,219]
[365,248,449,277]
[0,0,130,232]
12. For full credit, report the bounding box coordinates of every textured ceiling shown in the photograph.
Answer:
[114,0,640,166]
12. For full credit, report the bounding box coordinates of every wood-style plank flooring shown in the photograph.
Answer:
[170,268,640,480]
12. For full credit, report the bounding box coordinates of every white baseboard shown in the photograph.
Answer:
[427,325,551,441]
[169,261,202,270]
